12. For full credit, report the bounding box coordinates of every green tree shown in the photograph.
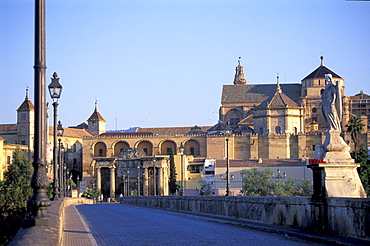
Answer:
[353,148,370,196]
[168,148,179,195]
[346,115,365,160]
[271,177,296,196]
[0,147,33,245]
[241,168,273,196]
[199,180,212,195]
[294,177,313,196]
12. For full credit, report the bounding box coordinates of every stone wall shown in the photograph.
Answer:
[122,196,370,239]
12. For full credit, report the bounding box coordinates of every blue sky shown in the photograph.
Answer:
[1,0,370,130]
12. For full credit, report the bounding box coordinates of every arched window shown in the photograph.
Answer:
[94,142,107,157]
[275,126,281,134]
[229,111,241,128]
[137,141,153,156]
[320,89,324,95]
[114,141,130,156]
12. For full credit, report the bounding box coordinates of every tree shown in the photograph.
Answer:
[168,148,179,195]
[271,177,296,197]
[240,168,313,197]
[241,168,273,196]
[199,180,212,195]
[0,147,33,245]
[354,148,370,196]
[346,115,365,160]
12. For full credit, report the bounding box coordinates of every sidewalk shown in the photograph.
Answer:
[61,205,97,246]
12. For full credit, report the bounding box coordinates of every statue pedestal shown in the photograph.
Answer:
[308,162,366,198]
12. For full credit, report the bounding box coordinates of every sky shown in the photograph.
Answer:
[1,0,370,131]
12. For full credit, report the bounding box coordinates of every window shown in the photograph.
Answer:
[320,89,324,95]
[312,145,316,151]
[293,127,298,134]
[73,144,77,153]
[312,107,317,113]
[143,148,148,155]
[230,117,240,126]
[275,126,281,134]
[190,147,195,155]
[98,149,104,157]
[166,148,171,155]
[190,166,200,173]
[7,156,11,164]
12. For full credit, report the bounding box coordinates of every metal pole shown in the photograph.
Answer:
[226,138,230,196]
[181,153,183,196]
[58,139,63,197]
[52,102,59,200]
[23,0,51,227]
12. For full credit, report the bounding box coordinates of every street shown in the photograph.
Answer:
[73,204,328,246]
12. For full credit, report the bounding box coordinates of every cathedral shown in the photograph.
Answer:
[1,57,369,197]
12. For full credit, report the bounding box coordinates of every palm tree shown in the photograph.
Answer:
[346,115,365,161]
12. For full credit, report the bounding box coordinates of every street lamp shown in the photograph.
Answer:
[137,165,141,196]
[57,121,64,198]
[48,72,63,201]
[23,0,51,228]
[179,143,185,196]
[152,158,157,196]
[272,169,286,179]
[224,122,232,196]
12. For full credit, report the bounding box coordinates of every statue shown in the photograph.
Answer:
[308,74,367,198]
[319,74,350,155]
[321,74,342,131]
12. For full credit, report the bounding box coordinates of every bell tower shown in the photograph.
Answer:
[17,88,35,147]
[233,57,247,85]
[87,101,106,135]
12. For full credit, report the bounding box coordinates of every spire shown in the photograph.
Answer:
[276,75,282,93]
[233,57,247,85]
[95,100,98,111]
[25,87,29,99]
[320,56,324,66]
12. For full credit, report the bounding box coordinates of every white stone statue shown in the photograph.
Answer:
[321,74,342,131]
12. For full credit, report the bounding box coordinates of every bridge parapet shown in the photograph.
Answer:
[123,196,370,240]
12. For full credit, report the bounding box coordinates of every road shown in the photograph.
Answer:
[69,204,329,246]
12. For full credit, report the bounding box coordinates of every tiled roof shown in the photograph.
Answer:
[18,98,34,111]
[215,159,306,168]
[233,124,253,134]
[207,121,227,132]
[136,126,211,135]
[48,126,92,138]
[98,132,154,137]
[302,65,342,81]
[257,90,300,109]
[88,110,106,122]
[221,84,301,104]
[0,124,17,131]
[185,125,206,135]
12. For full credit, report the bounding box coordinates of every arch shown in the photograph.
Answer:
[275,126,281,134]
[136,140,153,156]
[160,140,177,155]
[184,140,201,156]
[113,141,130,156]
[225,109,242,128]
[93,141,107,157]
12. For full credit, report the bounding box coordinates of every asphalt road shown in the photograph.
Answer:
[76,204,329,246]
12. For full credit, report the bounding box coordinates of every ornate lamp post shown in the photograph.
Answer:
[179,143,185,196]
[48,73,63,200]
[23,0,51,227]
[224,122,232,196]
[57,121,64,198]
[152,158,157,196]
[137,165,141,196]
